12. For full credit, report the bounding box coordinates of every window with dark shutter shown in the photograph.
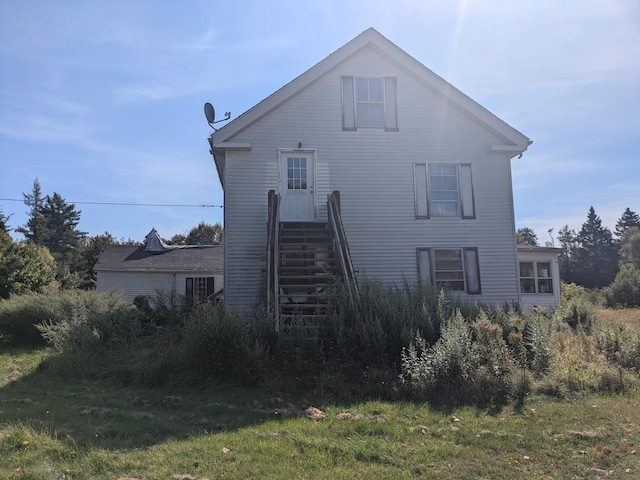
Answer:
[342,76,398,131]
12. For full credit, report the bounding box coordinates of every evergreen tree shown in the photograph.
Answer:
[40,193,87,288]
[0,209,11,233]
[574,206,618,288]
[81,232,118,288]
[16,178,48,244]
[614,207,640,239]
[557,225,579,283]
[516,227,538,246]
[619,226,640,269]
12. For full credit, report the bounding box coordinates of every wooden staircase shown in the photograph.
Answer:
[277,221,337,329]
[267,190,358,333]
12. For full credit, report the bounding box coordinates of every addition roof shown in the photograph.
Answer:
[94,244,224,273]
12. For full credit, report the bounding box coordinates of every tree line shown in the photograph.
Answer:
[517,206,640,306]
[0,179,223,299]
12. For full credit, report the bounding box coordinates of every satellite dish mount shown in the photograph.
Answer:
[204,102,231,131]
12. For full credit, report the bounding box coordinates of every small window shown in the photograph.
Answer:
[519,261,553,294]
[342,76,398,131]
[414,163,475,219]
[418,247,481,294]
[186,277,215,303]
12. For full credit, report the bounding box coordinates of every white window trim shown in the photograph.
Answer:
[519,261,554,295]
[417,247,481,295]
[341,75,398,131]
[414,163,476,220]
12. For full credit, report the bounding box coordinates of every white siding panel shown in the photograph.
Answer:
[97,271,224,305]
[221,46,524,312]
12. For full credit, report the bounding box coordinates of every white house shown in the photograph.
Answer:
[208,28,559,322]
[94,229,224,305]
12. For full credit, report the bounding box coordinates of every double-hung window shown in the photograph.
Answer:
[342,76,397,131]
[519,262,553,294]
[417,247,481,294]
[414,163,475,219]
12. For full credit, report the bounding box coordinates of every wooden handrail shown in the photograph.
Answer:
[327,191,359,308]
[266,190,280,331]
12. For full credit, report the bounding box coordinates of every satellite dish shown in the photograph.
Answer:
[204,102,215,125]
[204,102,231,131]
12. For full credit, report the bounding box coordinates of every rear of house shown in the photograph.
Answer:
[210,28,553,318]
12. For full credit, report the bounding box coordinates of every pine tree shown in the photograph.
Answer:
[574,206,618,288]
[40,193,87,288]
[557,225,579,283]
[16,178,48,244]
[614,207,640,239]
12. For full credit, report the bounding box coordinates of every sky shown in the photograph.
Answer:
[1,0,639,245]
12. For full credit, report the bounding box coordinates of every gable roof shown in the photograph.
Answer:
[211,27,530,163]
[94,244,224,273]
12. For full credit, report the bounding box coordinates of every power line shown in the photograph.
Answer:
[0,198,222,208]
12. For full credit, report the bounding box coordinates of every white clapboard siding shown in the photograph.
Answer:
[97,271,223,304]
[217,38,528,314]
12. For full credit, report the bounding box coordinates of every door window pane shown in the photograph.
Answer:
[287,157,307,190]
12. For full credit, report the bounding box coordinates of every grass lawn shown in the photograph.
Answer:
[1,347,639,479]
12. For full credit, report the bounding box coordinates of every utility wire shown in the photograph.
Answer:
[0,198,222,208]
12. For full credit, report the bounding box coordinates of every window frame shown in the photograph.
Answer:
[417,247,481,294]
[186,276,215,303]
[341,75,398,131]
[519,261,553,295]
[414,163,475,219]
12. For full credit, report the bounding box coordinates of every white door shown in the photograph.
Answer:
[280,152,315,221]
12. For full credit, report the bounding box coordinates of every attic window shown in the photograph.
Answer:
[342,76,398,131]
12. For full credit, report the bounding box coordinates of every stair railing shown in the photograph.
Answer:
[327,191,359,309]
[266,190,281,331]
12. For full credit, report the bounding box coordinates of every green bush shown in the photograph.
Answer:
[37,302,142,354]
[182,304,270,383]
[0,290,132,346]
[603,265,640,308]
[400,309,515,406]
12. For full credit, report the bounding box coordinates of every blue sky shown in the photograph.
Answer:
[1,0,638,244]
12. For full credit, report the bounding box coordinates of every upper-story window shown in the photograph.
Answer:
[342,76,398,131]
[414,163,475,219]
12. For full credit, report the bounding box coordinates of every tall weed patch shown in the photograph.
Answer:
[400,309,516,406]
[0,290,131,346]
[182,304,270,384]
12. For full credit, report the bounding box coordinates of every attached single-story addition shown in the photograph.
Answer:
[94,229,224,305]
[517,245,562,311]
[208,27,561,323]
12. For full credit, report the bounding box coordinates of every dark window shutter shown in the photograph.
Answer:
[464,248,481,294]
[384,76,398,131]
[206,277,214,297]
[341,76,356,130]
[185,277,193,299]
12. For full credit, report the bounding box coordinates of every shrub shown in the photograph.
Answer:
[555,290,598,332]
[400,309,515,406]
[603,265,640,308]
[0,290,131,346]
[182,304,270,383]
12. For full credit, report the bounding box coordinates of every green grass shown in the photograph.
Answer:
[2,348,639,479]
